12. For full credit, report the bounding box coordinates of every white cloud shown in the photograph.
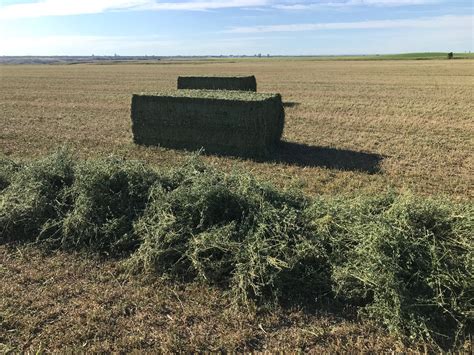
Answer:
[274,0,438,10]
[0,34,178,55]
[0,0,269,19]
[345,0,436,5]
[0,0,149,19]
[0,0,442,19]
[228,14,473,33]
[1,23,471,55]
[144,0,269,11]
[0,33,278,55]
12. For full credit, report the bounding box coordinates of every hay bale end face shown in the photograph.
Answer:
[177,75,257,92]
[131,90,284,157]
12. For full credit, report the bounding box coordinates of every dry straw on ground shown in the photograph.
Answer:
[1,58,473,353]
[177,75,257,91]
[131,90,284,157]
[1,59,472,198]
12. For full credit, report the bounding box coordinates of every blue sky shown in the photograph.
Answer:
[0,0,472,55]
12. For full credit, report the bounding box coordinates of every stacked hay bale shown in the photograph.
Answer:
[131,90,284,157]
[177,75,257,92]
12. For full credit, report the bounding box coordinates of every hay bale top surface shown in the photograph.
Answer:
[134,90,279,102]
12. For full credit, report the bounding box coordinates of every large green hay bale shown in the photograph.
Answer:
[177,75,257,91]
[130,90,284,157]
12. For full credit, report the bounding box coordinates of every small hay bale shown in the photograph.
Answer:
[130,90,284,157]
[177,75,257,91]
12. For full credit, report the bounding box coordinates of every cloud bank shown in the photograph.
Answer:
[274,1,438,10]
[0,0,442,19]
[228,14,473,33]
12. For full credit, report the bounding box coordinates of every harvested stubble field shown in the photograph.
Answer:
[1,59,473,352]
[1,59,473,198]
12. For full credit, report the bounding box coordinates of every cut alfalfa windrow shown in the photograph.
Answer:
[177,75,257,91]
[130,90,284,157]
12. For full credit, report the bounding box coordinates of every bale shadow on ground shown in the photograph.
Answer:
[282,101,300,108]
[270,141,384,174]
[138,141,383,174]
